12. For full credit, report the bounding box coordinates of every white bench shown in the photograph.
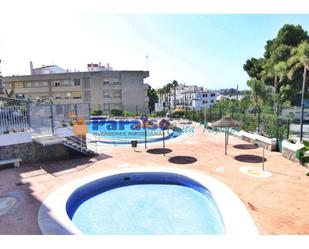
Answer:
[0,158,22,168]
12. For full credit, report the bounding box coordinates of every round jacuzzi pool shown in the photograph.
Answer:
[87,119,183,144]
[38,168,258,235]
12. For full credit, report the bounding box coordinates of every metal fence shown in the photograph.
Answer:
[185,105,293,141]
[0,105,29,134]
[0,103,90,136]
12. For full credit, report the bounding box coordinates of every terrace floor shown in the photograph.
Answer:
[0,123,309,235]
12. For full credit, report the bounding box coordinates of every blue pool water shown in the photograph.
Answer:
[70,183,226,235]
[87,119,182,144]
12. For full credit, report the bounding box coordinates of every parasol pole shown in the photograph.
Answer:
[204,106,207,131]
[163,129,166,156]
[144,124,147,149]
[225,128,227,155]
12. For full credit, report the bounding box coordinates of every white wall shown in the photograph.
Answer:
[0,131,32,146]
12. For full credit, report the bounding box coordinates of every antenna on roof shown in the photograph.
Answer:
[145,55,149,71]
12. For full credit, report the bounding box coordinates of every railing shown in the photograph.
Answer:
[61,126,98,154]
[0,105,29,134]
[0,102,90,136]
[65,135,98,154]
[31,127,53,138]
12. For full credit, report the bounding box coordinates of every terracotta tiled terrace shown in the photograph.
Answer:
[1,123,309,235]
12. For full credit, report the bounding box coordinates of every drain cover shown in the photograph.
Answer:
[239,166,272,178]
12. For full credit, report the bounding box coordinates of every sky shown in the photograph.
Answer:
[1,5,309,90]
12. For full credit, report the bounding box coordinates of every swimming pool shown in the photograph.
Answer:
[68,173,226,235]
[87,119,182,144]
[38,168,259,235]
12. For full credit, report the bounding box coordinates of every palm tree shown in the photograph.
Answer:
[171,80,179,109]
[247,78,267,133]
[4,89,14,98]
[261,60,287,114]
[288,41,309,141]
[247,78,266,108]
[166,83,172,112]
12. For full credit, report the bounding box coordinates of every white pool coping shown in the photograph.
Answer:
[38,167,259,235]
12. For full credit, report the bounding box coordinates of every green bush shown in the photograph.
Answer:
[153,111,167,117]
[91,109,103,116]
[124,111,136,117]
[110,109,124,116]
[149,112,158,118]
[173,109,185,118]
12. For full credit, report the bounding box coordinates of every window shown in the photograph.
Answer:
[72,91,81,99]
[103,81,109,85]
[211,93,216,97]
[54,81,60,86]
[113,81,120,85]
[205,100,208,104]
[104,91,110,98]
[202,100,205,104]
[41,82,48,87]
[113,91,121,97]
[55,95,62,99]
[74,78,80,86]
[211,100,214,103]
[203,94,207,97]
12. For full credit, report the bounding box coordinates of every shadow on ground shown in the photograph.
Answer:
[234,154,267,163]
[146,148,173,154]
[0,152,112,234]
[168,156,197,164]
[41,154,111,177]
[234,144,259,150]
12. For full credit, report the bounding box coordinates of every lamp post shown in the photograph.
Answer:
[300,66,308,141]
[49,97,54,135]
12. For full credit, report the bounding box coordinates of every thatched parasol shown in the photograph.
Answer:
[212,117,240,155]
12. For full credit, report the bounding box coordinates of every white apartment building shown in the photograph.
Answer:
[155,84,219,112]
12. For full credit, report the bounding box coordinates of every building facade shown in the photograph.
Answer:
[2,65,150,114]
[155,84,219,112]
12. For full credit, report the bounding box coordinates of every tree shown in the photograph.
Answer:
[243,57,265,79]
[4,89,14,98]
[264,24,308,58]
[171,80,179,109]
[246,78,267,108]
[164,82,173,112]
[244,24,309,105]
[288,41,309,141]
[147,87,158,113]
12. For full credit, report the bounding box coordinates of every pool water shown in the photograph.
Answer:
[71,184,226,235]
[87,120,181,143]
